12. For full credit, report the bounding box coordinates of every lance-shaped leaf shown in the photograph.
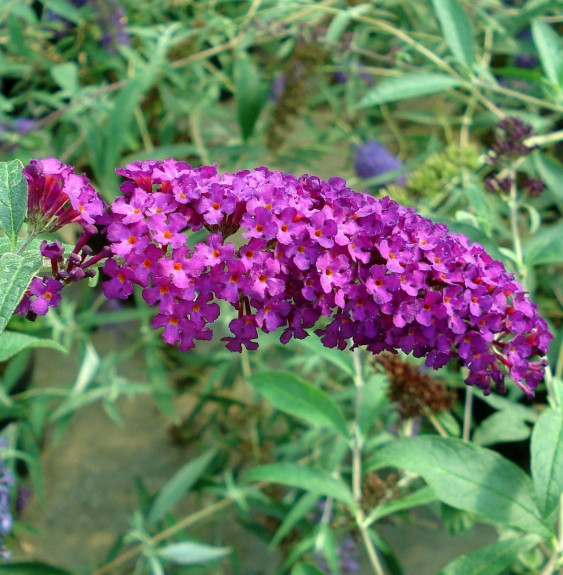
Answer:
[243,463,356,511]
[357,73,463,108]
[369,436,551,537]
[249,371,349,438]
[437,535,540,575]
[531,408,563,518]
[148,449,217,525]
[236,51,269,141]
[432,0,476,68]
[156,542,230,565]
[0,331,66,362]
[0,159,28,250]
[0,251,42,335]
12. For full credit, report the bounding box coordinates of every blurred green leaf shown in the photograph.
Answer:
[531,20,563,86]
[531,408,563,518]
[0,159,27,250]
[364,486,437,527]
[249,371,349,438]
[523,220,563,266]
[51,62,79,93]
[235,52,268,141]
[432,0,475,68]
[369,436,551,537]
[0,331,66,362]
[156,542,230,565]
[0,252,41,336]
[533,151,563,203]
[40,0,83,24]
[292,564,326,575]
[243,463,356,510]
[473,411,530,446]
[296,337,355,378]
[0,563,71,574]
[437,535,540,575]
[148,449,217,526]
[270,492,318,549]
[357,74,462,108]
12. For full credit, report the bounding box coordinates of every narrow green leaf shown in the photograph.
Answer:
[248,371,349,438]
[270,492,319,549]
[292,564,327,575]
[156,542,230,565]
[235,52,268,141]
[50,62,79,93]
[531,20,563,86]
[148,449,217,525]
[0,563,72,575]
[0,159,27,249]
[437,535,540,575]
[0,331,66,362]
[473,412,530,446]
[243,463,356,511]
[0,252,41,336]
[523,220,563,266]
[531,409,563,518]
[357,74,462,108]
[295,338,355,378]
[533,151,563,203]
[432,0,475,68]
[41,0,83,24]
[364,486,437,527]
[369,436,551,537]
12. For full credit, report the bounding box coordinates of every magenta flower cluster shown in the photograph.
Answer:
[16,159,108,320]
[101,159,551,396]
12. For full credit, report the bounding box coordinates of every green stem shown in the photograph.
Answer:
[462,386,473,442]
[352,350,385,575]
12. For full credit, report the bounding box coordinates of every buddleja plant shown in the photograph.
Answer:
[0,154,561,573]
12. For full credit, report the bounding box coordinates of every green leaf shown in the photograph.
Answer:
[531,408,563,518]
[523,220,563,266]
[368,436,551,537]
[357,74,463,108]
[473,411,530,446]
[0,563,72,575]
[437,535,540,575]
[0,251,41,336]
[235,52,268,141]
[531,20,563,86]
[432,0,475,68]
[243,463,356,511]
[271,492,319,549]
[533,151,563,203]
[156,542,230,565]
[0,159,28,250]
[364,486,437,527]
[248,371,349,438]
[292,564,327,575]
[40,0,83,24]
[295,338,355,378]
[50,62,79,93]
[148,449,217,526]
[0,331,66,362]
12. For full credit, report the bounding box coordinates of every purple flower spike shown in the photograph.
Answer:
[354,140,406,185]
[102,158,552,397]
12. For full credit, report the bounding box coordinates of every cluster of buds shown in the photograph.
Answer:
[15,159,108,320]
[378,353,456,418]
[101,159,551,396]
[485,117,546,198]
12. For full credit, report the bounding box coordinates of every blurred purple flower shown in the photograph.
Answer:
[354,140,406,185]
[0,440,12,561]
